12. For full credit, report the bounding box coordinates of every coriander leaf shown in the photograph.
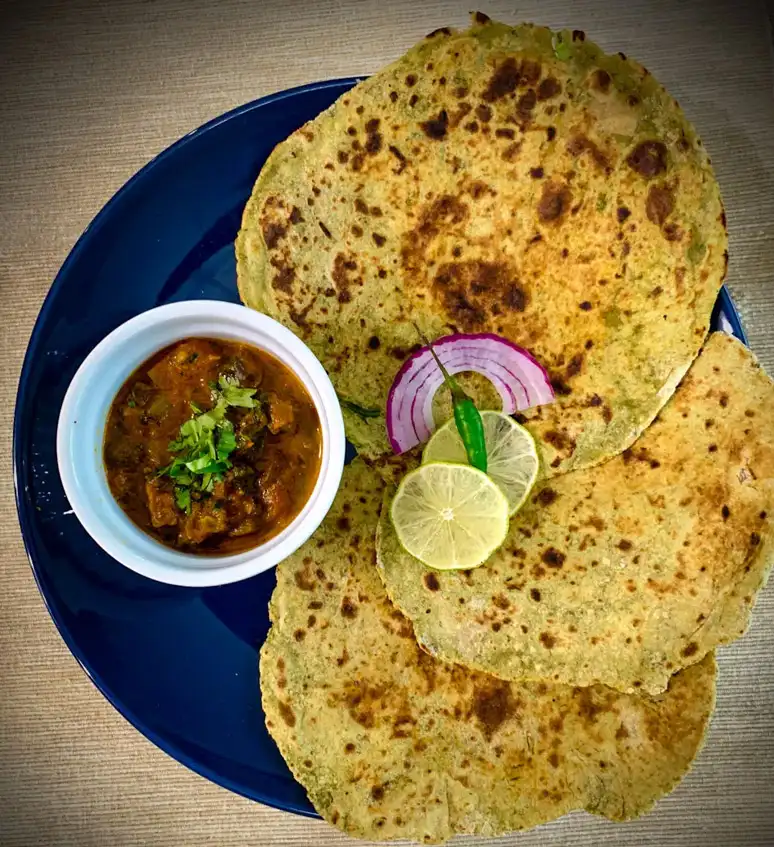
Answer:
[185,454,218,473]
[175,486,191,514]
[217,428,237,459]
[222,385,257,408]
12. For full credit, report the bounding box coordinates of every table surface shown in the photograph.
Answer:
[2,0,774,844]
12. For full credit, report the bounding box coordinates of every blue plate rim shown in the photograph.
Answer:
[12,75,747,816]
[11,77,363,818]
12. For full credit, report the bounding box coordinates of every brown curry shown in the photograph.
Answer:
[104,338,322,554]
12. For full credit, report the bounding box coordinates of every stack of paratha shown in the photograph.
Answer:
[243,14,774,844]
[262,461,717,842]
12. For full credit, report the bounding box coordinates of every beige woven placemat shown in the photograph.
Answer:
[1,0,774,844]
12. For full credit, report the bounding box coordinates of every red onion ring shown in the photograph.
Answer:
[386,333,554,454]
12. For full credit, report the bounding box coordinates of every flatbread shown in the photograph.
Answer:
[260,461,716,843]
[377,333,774,695]
[237,15,727,475]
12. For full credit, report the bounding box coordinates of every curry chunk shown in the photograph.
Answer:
[266,392,295,434]
[145,480,178,528]
[261,481,292,524]
[178,499,229,545]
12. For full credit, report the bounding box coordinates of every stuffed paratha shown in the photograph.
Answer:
[377,333,774,695]
[260,460,716,844]
[238,15,726,475]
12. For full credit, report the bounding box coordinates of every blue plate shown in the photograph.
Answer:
[13,78,747,817]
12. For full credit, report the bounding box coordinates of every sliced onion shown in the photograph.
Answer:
[386,333,554,454]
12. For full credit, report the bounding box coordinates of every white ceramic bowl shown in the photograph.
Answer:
[57,300,345,587]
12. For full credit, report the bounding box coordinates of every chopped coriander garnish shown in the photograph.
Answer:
[175,486,191,514]
[157,376,258,512]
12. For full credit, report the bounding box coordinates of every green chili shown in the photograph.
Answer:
[336,393,381,420]
[426,342,488,473]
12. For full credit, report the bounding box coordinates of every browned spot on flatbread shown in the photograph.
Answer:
[521,60,542,85]
[278,701,296,727]
[294,567,316,590]
[340,597,358,618]
[331,253,361,304]
[388,144,407,174]
[566,353,584,378]
[542,547,566,568]
[516,89,537,120]
[449,102,473,129]
[270,257,295,294]
[433,260,528,330]
[262,220,287,250]
[472,680,516,739]
[550,378,571,397]
[340,681,387,729]
[574,688,614,724]
[424,572,440,591]
[626,141,667,178]
[402,195,469,276]
[566,134,610,172]
[646,184,675,226]
[537,77,561,100]
[482,58,521,102]
[420,110,449,140]
[545,428,572,449]
[475,103,492,123]
[492,594,510,610]
[364,118,382,154]
[538,182,572,223]
[591,69,611,92]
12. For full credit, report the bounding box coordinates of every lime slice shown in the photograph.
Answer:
[390,463,509,570]
[422,410,539,515]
